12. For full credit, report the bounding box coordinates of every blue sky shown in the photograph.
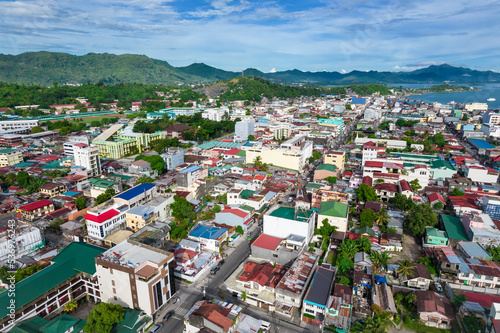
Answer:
[1,0,499,73]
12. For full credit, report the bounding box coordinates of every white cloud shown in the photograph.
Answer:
[268,67,277,73]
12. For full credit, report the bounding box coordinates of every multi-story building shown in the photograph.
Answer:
[483,111,500,125]
[74,144,101,177]
[317,201,349,233]
[85,202,129,241]
[466,164,499,184]
[485,197,500,220]
[324,150,345,171]
[0,119,39,130]
[0,225,44,266]
[0,148,23,167]
[39,182,67,198]
[161,147,184,170]
[245,136,313,171]
[95,239,176,316]
[263,206,316,242]
[0,134,22,147]
[270,123,292,139]
[201,108,226,121]
[125,205,157,232]
[187,224,228,252]
[114,183,157,208]
[177,165,208,187]
[465,103,488,112]
[18,199,55,221]
[227,189,266,210]
[63,136,90,155]
[301,266,336,326]
[235,120,255,141]
[0,242,104,332]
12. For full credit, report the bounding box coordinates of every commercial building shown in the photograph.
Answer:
[324,150,345,172]
[85,202,129,241]
[63,136,90,156]
[161,147,184,170]
[465,103,488,112]
[0,242,104,332]
[0,148,23,167]
[114,183,157,208]
[0,225,44,266]
[74,144,101,177]
[201,108,226,121]
[465,164,499,184]
[484,197,500,220]
[235,120,255,141]
[245,136,313,171]
[0,119,39,130]
[177,165,208,188]
[95,239,176,316]
[263,206,316,242]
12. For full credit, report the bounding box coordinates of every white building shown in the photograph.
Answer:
[161,147,184,170]
[85,202,129,240]
[465,103,488,112]
[95,239,175,316]
[235,120,255,141]
[0,225,44,266]
[270,123,292,139]
[263,206,316,242]
[202,108,226,122]
[0,119,39,130]
[74,144,101,177]
[465,164,499,184]
[481,124,500,138]
[63,136,90,156]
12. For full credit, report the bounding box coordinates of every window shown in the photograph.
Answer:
[474,274,482,279]
[305,308,315,314]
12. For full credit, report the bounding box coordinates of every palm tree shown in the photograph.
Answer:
[352,311,391,333]
[398,259,416,281]
[375,208,390,226]
[253,156,262,168]
[356,236,372,253]
[370,251,391,276]
[339,239,358,259]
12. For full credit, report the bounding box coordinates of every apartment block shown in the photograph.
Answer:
[0,148,23,167]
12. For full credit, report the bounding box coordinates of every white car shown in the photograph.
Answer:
[435,283,443,292]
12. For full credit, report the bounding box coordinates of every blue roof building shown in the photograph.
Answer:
[114,183,156,208]
[352,97,366,105]
[188,224,228,251]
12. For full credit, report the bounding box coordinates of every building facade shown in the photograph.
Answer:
[0,148,23,167]
[74,144,101,177]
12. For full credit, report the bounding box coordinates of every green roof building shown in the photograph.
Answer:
[430,160,457,180]
[441,214,469,243]
[425,227,448,246]
[316,164,338,172]
[318,201,349,233]
[0,242,105,331]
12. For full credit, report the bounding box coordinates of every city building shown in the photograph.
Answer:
[18,199,55,221]
[39,182,67,198]
[95,239,176,316]
[125,205,157,232]
[161,147,184,170]
[187,224,228,252]
[215,206,252,229]
[85,202,129,241]
[74,144,101,177]
[0,119,39,131]
[114,183,157,208]
[0,224,44,266]
[63,136,90,156]
[301,266,336,326]
[202,108,226,121]
[0,148,23,167]
[177,165,209,188]
[484,197,500,220]
[0,242,104,332]
[263,206,316,242]
[235,120,255,141]
[324,150,345,172]
[317,201,349,233]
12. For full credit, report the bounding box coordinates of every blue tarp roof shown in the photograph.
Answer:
[374,275,387,284]
[115,183,155,201]
[189,224,227,240]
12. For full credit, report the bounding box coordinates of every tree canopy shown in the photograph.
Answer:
[135,155,165,174]
[404,203,438,237]
[83,302,124,333]
[356,183,378,202]
[170,195,194,221]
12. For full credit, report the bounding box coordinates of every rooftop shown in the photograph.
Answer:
[276,251,317,294]
[189,224,228,240]
[316,164,337,172]
[304,266,335,307]
[319,201,348,218]
[252,234,283,251]
[114,183,155,201]
[99,240,170,268]
[268,206,314,222]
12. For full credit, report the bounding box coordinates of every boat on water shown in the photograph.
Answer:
[487,98,496,101]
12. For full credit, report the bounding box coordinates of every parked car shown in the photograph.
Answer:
[218,259,225,266]
[163,311,174,322]
[435,283,443,292]
[149,323,163,333]
[211,265,220,275]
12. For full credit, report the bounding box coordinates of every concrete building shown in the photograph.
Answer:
[215,206,252,229]
[95,239,176,316]
[74,144,101,177]
[484,197,500,220]
[177,165,209,188]
[18,199,55,221]
[245,136,313,171]
[0,119,39,130]
[263,206,316,242]
[161,147,184,170]
[251,233,305,266]
[313,164,340,181]
[270,123,292,139]
[125,205,157,232]
[0,148,23,167]
[39,182,67,198]
[416,291,454,329]
[465,164,499,183]
[85,202,129,241]
[184,299,244,333]
[63,136,90,156]
[324,150,345,172]
[0,225,44,266]
[187,224,228,252]
[465,103,488,112]
[202,108,226,122]
[114,183,157,208]
[317,201,349,233]
[235,120,255,141]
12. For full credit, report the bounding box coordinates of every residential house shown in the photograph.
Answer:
[313,164,340,181]
[263,206,316,242]
[188,224,228,252]
[125,205,157,232]
[317,201,349,233]
[400,262,433,290]
[416,291,454,329]
[425,228,448,246]
[18,199,55,221]
[325,284,352,332]
[184,299,243,333]
[301,266,336,326]
[215,206,252,230]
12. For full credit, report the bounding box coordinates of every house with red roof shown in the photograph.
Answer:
[428,193,446,207]
[374,183,399,202]
[449,196,482,217]
[251,234,299,265]
[185,299,243,333]
[18,199,55,221]
[84,203,127,241]
[399,179,413,197]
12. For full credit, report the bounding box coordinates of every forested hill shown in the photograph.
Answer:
[2,51,500,85]
[0,52,207,86]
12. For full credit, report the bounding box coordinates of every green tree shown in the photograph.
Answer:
[135,176,154,185]
[235,225,244,235]
[409,179,421,191]
[83,302,124,333]
[433,202,444,210]
[75,197,87,211]
[248,135,256,141]
[30,126,44,134]
[351,311,391,333]
[94,188,116,206]
[359,208,377,227]
[451,188,465,196]
[404,203,438,237]
[134,155,165,174]
[339,239,358,259]
[397,259,416,281]
[337,256,354,275]
[451,294,467,308]
[355,236,372,253]
[375,208,390,226]
[170,195,194,221]
[356,183,378,202]
[370,251,391,276]
[417,256,437,275]
[253,156,263,169]
[211,205,221,213]
[325,176,337,184]
[489,246,500,263]
[338,276,351,286]
[90,120,101,127]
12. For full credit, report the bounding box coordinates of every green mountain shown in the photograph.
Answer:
[0,51,207,86]
[1,51,500,85]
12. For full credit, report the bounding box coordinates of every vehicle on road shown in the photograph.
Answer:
[211,265,220,275]
[260,321,271,331]
[163,311,174,322]
[149,323,163,333]
[218,259,225,266]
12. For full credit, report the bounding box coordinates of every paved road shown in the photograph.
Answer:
[158,224,261,333]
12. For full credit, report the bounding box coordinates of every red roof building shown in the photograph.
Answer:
[428,193,446,205]
[85,209,120,223]
[252,234,283,251]
[237,261,287,289]
[19,199,53,212]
